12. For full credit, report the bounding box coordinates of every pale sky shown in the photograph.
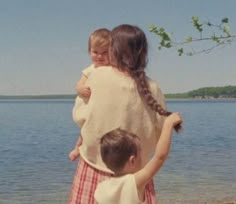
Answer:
[0,0,236,95]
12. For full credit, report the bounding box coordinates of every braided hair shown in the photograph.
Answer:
[110,24,181,132]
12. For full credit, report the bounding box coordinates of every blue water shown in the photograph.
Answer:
[0,99,235,204]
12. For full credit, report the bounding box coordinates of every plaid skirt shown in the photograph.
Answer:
[68,158,157,204]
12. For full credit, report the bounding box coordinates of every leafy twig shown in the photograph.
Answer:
[149,16,236,56]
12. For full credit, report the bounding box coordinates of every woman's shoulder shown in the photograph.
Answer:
[146,76,161,90]
[87,66,122,86]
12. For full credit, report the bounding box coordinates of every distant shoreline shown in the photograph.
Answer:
[0,96,236,100]
[0,94,76,100]
[0,95,236,100]
[1,85,236,100]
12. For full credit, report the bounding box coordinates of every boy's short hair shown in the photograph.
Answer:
[100,128,140,173]
[88,28,111,52]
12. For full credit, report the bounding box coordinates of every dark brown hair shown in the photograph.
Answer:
[110,24,181,131]
[100,128,139,174]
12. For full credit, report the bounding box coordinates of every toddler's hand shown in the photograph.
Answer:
[78,86,91,98]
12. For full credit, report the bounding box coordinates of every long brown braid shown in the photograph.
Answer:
[110,24,181,132]
[131,69,181,132]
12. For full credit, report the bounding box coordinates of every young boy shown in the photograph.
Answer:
[94,112,182,204]
[68,28,111,161]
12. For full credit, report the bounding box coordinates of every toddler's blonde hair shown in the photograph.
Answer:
[88,28,111,52]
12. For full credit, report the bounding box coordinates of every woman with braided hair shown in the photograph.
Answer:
[68,24,181,204]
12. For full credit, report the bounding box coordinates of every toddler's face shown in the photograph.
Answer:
[90,45,109,67]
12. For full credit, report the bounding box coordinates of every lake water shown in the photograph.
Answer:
[0,99,235,204]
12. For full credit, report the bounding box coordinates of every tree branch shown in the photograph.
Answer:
[149,16,236,56]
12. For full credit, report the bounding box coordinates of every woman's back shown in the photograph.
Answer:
[73,66,166,172]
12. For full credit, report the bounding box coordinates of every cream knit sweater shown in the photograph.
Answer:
[72,66,166,173]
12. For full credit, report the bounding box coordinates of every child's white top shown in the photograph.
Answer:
[72,66,166,173]
[94,174,145,204]
[82,64,96,78]
[71,64,95,117]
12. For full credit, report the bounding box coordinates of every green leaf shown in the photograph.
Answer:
[178,48,184,56]
[148,24,156,32]
[159,27,165,33]
[192,16,199,22]
[185,36,193,42]
[162,33,171,41]
[211,35,220,43]
[165,42,172,48]
[221,17,229,24]
[191,16,203,32]
[223,25,230,33]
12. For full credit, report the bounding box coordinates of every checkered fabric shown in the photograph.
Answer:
[68,158,157,204]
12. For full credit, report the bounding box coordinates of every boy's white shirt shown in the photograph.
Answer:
[94,174,145,204]
[95,121,175,204]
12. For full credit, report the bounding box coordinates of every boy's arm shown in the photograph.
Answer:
[75,74,91,97]
[134,113,182,190]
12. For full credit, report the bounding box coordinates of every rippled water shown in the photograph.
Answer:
[0,99,235,204]
[157,99,236,203]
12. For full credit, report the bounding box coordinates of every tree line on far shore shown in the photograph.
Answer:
[165,85,236,99]
[0,85,236,99]
[0,94,76,100]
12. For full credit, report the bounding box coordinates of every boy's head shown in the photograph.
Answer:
[100,128,142,175]
[88,28,111,67]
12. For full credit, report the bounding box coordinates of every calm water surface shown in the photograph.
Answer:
[157,99,236,204]
[0,99,235,204]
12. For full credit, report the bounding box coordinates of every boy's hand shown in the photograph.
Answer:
[165,112,182,128]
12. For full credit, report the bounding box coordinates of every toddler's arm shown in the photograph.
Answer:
[76,74,91,98]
